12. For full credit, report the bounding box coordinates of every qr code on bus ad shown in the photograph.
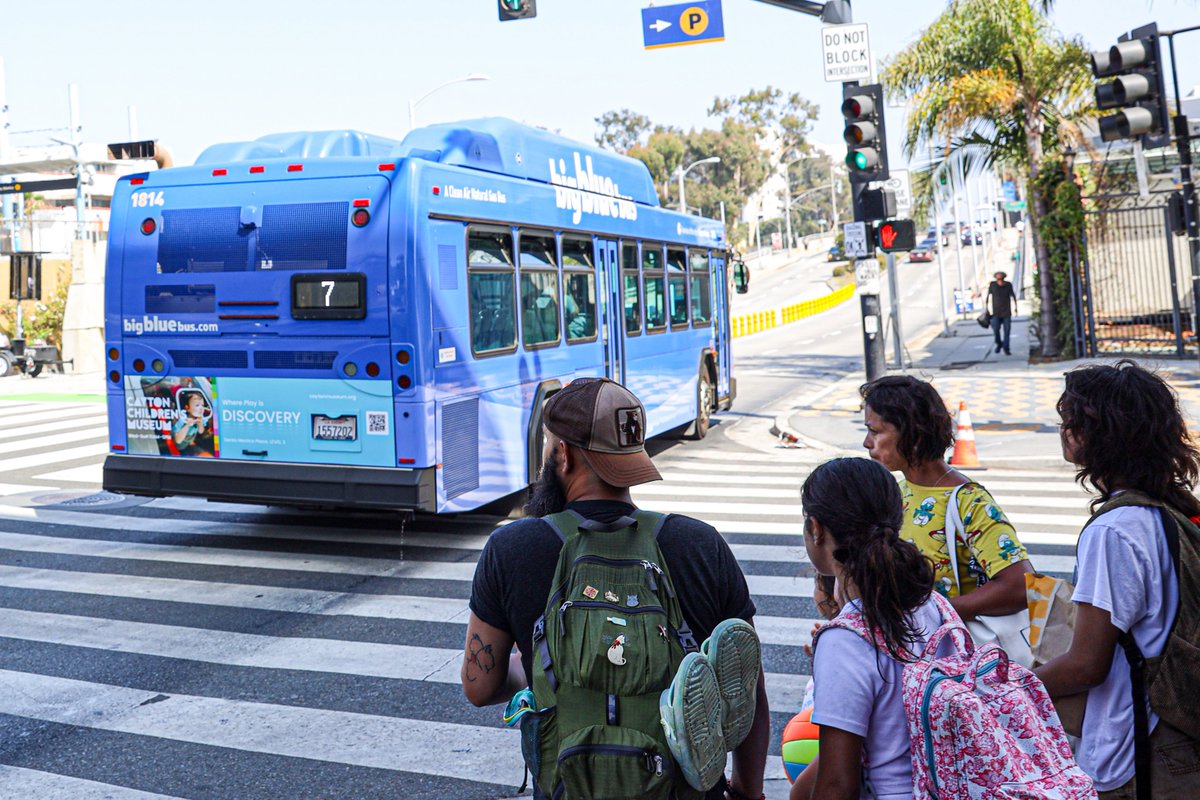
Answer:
[366,412,389,436]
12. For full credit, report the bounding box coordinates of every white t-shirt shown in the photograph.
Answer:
[1072,505,1179,792]
[812,595,952,800]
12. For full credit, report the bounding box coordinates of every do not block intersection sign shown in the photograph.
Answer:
[822,23,872,82]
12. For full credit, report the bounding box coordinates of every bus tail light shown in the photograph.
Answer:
[352,209,371,227]
[140,218,156,235]
[366,362,380,378]
[108,348,119,361]
[109,370,121,384]
[133,359,145,373]
[398,375,412,389]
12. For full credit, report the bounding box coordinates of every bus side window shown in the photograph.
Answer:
[519,231,560,348]
[621,242,641,336]
[689,249,712,324]
[561,237,597,343]
[642,242,666,333]
[667,247,689,328]
[467,227,517,355]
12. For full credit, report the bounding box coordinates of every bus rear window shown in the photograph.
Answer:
[157,202,350,273]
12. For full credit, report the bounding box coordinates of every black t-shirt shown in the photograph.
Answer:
[988,281,1017,318]
[470,499,757,686]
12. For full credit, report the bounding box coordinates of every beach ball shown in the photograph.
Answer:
[781,707,820,783]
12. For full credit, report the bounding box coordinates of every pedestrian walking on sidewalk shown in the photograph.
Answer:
[860,377,1033,623]
[792,457,949,800]
[987,271,1017,355]
[461,378,769,800]
[1036,361,1200,799]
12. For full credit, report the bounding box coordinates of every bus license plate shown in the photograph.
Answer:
[312,414,357,441]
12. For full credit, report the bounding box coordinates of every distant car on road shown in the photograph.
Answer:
[828,245,848,262]
[919,235,938,249]
[960,228,983,246]
[907,248,934,263]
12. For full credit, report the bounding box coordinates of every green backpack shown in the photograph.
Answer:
[522,510,706,800]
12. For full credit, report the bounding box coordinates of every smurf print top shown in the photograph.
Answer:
[899,481,1029,597]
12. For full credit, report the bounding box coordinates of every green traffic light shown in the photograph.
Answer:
[846,151,869,171]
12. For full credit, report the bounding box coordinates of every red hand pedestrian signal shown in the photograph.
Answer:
[875,219,915,253]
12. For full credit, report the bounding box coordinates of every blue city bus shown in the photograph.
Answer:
[102,119,735,513]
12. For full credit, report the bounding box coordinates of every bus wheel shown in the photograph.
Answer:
[0,352,16,377]
[690,369,714,440]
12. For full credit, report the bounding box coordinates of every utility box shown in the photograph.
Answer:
[9,253,42,301]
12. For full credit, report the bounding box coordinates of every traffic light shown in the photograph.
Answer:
[875,219,916,253]
[498,0,536,21]
[861,188,896,221]
[841,83,889,184]
[1091,23,1170,148]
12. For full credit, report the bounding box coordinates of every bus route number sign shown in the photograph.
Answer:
[313,414,357,441]
[291,273,367,320]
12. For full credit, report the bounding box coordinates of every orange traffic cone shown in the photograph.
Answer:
[949,401,981,468]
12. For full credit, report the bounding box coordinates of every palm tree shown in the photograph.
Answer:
[883,0,1093,356]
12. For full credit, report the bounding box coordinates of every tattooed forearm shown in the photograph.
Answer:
[465,633,496,682]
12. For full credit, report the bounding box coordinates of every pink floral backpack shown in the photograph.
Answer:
[814,593,1096,799]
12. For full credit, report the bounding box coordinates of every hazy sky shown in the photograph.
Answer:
[2,0,1198,167]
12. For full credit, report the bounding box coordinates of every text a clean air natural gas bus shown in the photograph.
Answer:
[102,118,735,514]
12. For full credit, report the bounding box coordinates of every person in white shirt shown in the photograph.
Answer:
[1035,360,1200,798]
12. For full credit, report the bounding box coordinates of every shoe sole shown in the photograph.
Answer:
[703,619,761,750]
[659,652,726,791]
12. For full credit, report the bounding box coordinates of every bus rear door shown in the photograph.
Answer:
[595,238,624,384]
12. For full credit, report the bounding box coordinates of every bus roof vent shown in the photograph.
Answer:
[195,130,404,165]
[400,118,661,208]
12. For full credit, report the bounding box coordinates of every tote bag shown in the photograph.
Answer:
[946,484,1035,668]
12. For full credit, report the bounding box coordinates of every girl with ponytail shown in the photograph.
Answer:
[791,458,947,800]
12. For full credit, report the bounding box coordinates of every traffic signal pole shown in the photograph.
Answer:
[1162,27,1200,365]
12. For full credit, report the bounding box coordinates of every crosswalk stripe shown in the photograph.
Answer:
[0,669,525,787]
[0,427,107,456]
[0,766,184,800]
[0,405,99,426]
[0,608,465,682]
[0,414,107,443]
[33,463,105,483]
[658,471,801,486]
[0,564,472,623]
[635,484,796,499]
[0,482,53,496]
[0,442,110,473]
[0,562,821,651]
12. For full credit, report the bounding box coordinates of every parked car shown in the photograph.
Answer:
[907,248,934,263]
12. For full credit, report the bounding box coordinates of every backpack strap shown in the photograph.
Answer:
[1086,492,1184,800]
[633,510,700,653]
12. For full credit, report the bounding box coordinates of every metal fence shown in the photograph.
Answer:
[1076,196,1195,357]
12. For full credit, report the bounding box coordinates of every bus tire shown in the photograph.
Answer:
[690,367,714,440]
[0,352,16,377]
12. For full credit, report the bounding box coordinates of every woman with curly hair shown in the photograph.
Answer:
[1035,361,1200,798]
[860,375,1032,621]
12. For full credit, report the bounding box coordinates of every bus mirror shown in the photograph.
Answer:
[733,261,749,294]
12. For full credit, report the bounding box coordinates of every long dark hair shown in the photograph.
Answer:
[860,376,955,468]
[1057,360,1200,516]
[802,457,934,661]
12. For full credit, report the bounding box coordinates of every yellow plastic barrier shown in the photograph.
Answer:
[730,284,855,339]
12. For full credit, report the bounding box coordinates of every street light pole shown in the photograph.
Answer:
[407,73,491,132]
[677,156,720,214]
